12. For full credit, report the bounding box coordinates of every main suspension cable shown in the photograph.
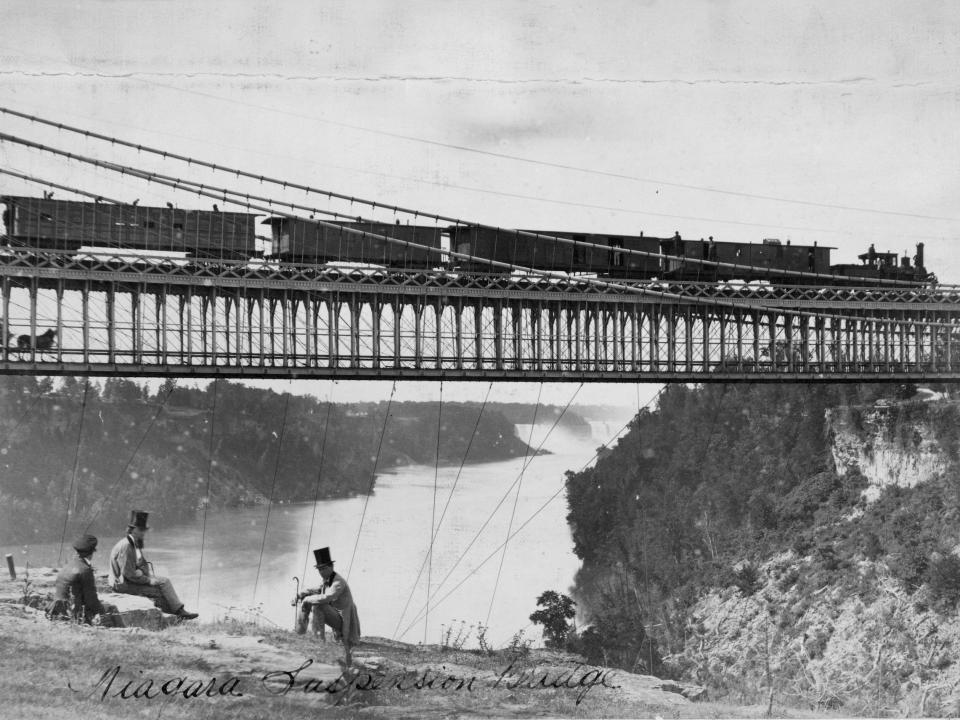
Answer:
[4,104,958,223]
[0,128,940,287]
[5,166,948,334]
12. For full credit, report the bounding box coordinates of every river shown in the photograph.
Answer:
[26,416,631,648]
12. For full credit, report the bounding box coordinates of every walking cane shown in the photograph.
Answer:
[291,576,301,632]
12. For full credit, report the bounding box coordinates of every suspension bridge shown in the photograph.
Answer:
[3,105,960,652]
[1,105,959,382]
[1,247,959,381]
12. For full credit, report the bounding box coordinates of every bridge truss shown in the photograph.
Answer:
[2,250,959,382]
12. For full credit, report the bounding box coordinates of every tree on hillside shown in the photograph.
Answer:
[530,590,577,648]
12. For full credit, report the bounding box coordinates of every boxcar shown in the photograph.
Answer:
[448,225,662,277]
[1,196,259,258]
[660,237,832,283]
[266,218,444,268]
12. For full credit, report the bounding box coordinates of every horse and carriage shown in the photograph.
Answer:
[1,326,58,356]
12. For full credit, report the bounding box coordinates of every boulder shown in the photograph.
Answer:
[0,566,178,630]
[99,592,179,630]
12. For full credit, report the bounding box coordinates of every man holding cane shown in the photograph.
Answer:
[294,547,361,665]
[109,510,198,621]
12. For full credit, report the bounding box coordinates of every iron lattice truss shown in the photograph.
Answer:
[2,250,960,381]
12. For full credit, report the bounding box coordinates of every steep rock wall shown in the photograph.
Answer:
[827,402,958,496]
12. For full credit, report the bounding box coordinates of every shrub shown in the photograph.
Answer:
[926,554,960,608]
[860,531,884,561]
[567,625,604,665]
[731,562,761,596]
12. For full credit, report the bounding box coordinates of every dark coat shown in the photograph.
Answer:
[303,572,361,645]
[46,556,105,624]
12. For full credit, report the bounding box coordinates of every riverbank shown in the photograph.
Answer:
[0,376,549,547]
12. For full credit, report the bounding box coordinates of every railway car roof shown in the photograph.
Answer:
[1,195,261,217]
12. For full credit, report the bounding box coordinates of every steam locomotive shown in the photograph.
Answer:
[0,195,933,286]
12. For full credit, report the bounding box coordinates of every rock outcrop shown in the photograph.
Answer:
[0,564,178,629]
[828,399,957,499]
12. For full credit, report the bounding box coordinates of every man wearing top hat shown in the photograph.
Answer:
[108,510,198,620]
[46,533,116,625]
[295,547,361,664]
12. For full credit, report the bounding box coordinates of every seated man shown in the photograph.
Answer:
[46,533,117,625]
[108,510,198,621]
[295,547,361,665]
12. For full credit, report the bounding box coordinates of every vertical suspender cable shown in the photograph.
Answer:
[196,379,219,607]
[58,379,90,565]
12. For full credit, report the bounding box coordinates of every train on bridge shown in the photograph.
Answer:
[1,194,933,286]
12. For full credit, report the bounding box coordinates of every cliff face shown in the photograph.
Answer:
[827,400,959,499]
[670,552,960,717]
[565,384,960,717]
[664,396,960,716]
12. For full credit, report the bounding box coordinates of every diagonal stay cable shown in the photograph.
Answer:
[300,380,337,582]
[253,389,292,603]
[398,386,666,640]
[399,383,583,638]
[196,379,219,608]
[425,380,443,644]
[58,378,90,565]
[485,382,542,625]
[345,380,397,581]
[392,381,493,638]
[0,392,45,452]
[82,379,178,533]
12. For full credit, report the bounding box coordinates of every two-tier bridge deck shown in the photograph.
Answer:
[1,249,959,381]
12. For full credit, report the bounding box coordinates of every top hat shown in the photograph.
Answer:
[313,547,334,568]
[72,533,98,554]
[127,510,150,530]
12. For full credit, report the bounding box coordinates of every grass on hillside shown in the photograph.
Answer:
[0,603,844,719]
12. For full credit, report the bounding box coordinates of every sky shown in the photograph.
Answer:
[1,1,959,407]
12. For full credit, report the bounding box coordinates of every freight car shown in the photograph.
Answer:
[264,217,444,268]
[0,195,934,287]
[1,195,260,259]
[447,225,662,277]
[659,235,832,283]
